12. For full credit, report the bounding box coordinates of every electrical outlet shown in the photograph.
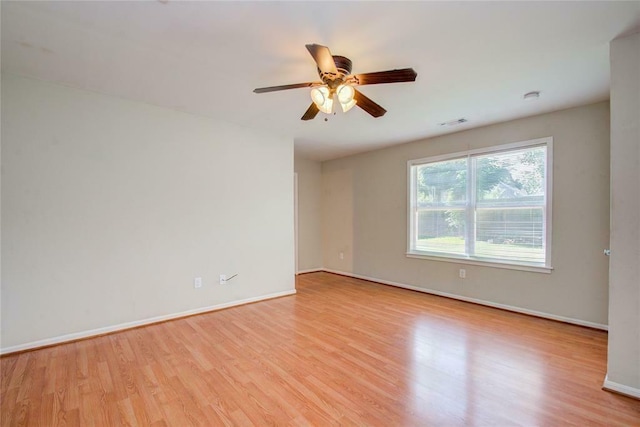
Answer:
[194,277,203,288]
[219,274,227,285]
[339,252,344,260]
[459,269,466,279]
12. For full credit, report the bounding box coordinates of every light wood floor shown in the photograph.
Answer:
[2,272,639,426]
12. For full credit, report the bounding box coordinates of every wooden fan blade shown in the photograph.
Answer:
[254,82,319,94]
[353,89,387,118]
[305,44,338,75]
[301,103,320,121]
[353,68,417,86]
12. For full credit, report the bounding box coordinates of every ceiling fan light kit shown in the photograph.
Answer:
[254,43,417,120]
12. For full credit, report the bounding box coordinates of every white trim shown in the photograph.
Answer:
[321,269,607,330]
[296,268,324,275]
[406,253,553,273]
[294,172,299,275]
[603,375,640,399]
[0,289,296,355]
[407,164,416,257]
[407,137,552,166]
[544,138,554,268]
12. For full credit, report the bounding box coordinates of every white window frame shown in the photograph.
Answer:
[407,137,553,273]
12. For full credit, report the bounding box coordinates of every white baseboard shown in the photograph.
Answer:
[603,375,640,399]
[322,269,608,331]
[0,289,296,355]
[296,268,323,275]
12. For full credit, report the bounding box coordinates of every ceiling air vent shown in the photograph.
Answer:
[439,118,468,127]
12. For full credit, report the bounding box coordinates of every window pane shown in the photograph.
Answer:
[476,146,545,207]
[475,208,544,263]
[409,139,550,268]
[416,158,467,208]
[415,209,466,255]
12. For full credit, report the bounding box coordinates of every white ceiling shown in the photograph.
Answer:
[2,1,639,161]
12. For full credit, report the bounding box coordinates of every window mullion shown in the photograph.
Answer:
[466,156,476,256]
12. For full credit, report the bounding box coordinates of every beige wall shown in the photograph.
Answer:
[1,74,295,351]
[607,32,640,395]
[294,154,323,272]
[322,102,610,326]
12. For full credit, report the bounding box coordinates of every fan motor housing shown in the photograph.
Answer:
[318,55,353,86]
[332,56,352,75]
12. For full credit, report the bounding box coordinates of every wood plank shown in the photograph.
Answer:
[1,272,639,425]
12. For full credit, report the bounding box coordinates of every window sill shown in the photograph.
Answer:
[406,252,553,274]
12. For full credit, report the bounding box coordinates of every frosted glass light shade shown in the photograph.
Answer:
[340,99,357,112]
[311,86,327,105]
[337,84,356,112]
[337,84,355,104]
[310,86,333,114]
[319,97,333,114]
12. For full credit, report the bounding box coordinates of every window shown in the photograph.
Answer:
[408,137,552,272]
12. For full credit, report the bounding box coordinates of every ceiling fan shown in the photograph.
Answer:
[253,44,417,120]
